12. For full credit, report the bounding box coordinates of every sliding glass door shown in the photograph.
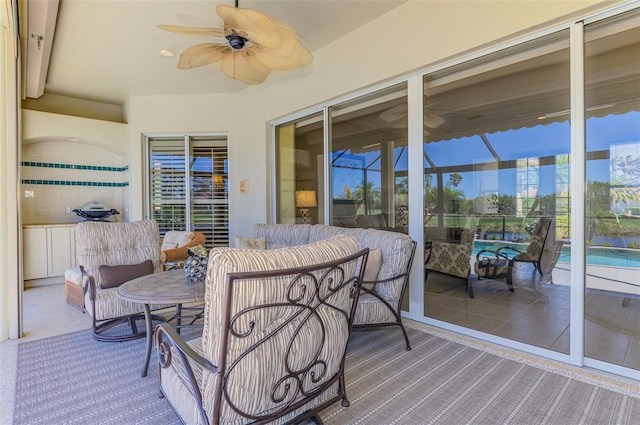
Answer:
[146,134,229,248]
[584,10,640,370]
[421,31,573,353]
[270,5,640,380]
[329,84,409,231]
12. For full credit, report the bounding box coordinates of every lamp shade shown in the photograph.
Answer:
[295,190,317,208]
[212,175,224,187]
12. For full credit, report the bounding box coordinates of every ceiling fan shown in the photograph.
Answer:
[379,103,445,129]
[158,1,313,85]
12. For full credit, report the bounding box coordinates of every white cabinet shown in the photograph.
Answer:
[23,225,76,280]
[23,228,48,280]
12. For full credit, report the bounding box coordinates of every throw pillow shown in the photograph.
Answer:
[161,231,195,251]
[357,247,382,291]
[99,260,154,289]
[235,236,267,250]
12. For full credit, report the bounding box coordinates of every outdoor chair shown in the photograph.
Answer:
[160,230,206,271]
[73,219,172,341]
[496,217,553,284]
[425,225,477,297]
[155,236,367,425]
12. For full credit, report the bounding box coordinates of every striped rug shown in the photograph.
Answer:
[14,326,639,424]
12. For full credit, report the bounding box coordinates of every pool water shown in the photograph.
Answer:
[472,241,640,269]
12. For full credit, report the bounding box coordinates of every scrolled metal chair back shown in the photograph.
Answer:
[213,248,368,423]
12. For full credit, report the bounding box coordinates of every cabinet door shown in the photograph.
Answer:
[69,226,77,268]
[23,228,48,280]
[48,227,74,276]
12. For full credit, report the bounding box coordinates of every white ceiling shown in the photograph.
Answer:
[27,0,406,105]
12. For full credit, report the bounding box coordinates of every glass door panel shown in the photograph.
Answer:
[147,135,229,248]
[423,31,572,354]
[329,84,409,232]
[149,137,187,234]
[275,112,324,225]
[584,10,640,371]
[190,139,229,247]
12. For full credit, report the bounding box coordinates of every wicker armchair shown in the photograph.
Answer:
[155,236,367,425]
[160,231,206,270]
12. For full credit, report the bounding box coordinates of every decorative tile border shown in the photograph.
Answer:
[21,161,129,172]
[21,179,129,187]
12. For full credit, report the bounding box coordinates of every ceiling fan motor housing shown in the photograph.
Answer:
[226,31,247,49]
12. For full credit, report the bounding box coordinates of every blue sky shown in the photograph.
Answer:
[331,110,640,201]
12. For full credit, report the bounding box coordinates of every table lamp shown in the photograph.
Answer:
[295,190,317,223]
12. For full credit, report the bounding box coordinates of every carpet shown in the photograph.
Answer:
[14,326,640,424]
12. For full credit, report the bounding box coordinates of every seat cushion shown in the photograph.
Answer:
[353,293,398,326]
[357,247,382,290]
[85,287,173,321]
[160,338,207,425]
[199,235,359,423]
[162,231,195,251]
[234,236,266,250]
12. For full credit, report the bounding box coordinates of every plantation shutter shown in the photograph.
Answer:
[147,135,229,248]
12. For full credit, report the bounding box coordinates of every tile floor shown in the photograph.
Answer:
[424,263,640,370]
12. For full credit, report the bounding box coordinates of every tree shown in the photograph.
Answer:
[488,193,516,215]
[354,180,381,214]
[449,173,462,188]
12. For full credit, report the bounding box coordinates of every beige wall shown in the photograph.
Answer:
[21,110,129,224]
[127,0,613,239]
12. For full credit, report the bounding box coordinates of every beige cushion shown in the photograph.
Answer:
[162,231,195,251]
[99,260,154,289]
[198,235,359,422]
[235,236,266,250]
[357,247,382,291]
[64,267,83,286]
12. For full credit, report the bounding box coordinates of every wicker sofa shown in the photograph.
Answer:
[252,223,417,350]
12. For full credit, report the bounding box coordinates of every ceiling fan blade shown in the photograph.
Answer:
[253,22,312,70]
[177,44,228,69]
[380,103,445,128]
[425,112,445,128]
[221,50,270,85]
[157,24,225,38]
[379,104,407,122]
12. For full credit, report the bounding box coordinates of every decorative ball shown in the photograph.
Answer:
[184,255,207,283]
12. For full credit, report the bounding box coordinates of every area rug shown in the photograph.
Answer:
[14,326,640,424]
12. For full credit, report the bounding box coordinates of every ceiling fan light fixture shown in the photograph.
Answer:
[226,30,247,49]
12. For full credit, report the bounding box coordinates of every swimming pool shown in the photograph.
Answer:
[472,240,640,269]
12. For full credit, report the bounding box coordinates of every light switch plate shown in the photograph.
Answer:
[240,179,249,194]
